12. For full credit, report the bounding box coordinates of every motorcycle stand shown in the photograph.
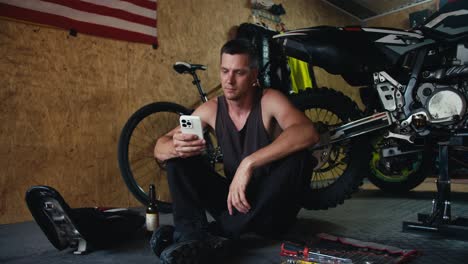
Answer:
[402,138,468,240]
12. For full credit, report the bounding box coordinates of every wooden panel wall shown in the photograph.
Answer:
[0,0,358,224]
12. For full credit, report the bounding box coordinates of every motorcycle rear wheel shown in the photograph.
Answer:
[289,88,370,210]
[367,136,433,193]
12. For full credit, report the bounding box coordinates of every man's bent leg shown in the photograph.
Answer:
[216,150,313,238]
[165,156,229,238]
[159,156,232,263]
[250,149,314,237]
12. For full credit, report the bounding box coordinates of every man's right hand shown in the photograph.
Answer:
[172,129,206,158]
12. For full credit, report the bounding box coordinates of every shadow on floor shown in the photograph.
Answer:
[355,189,468,201]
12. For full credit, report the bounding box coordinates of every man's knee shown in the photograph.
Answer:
[290,149,315,165]
[166,156,208,172]
[165,157,203,185]
[166,157,194,167]
[273,149,315,176]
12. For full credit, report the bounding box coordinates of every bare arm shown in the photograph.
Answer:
[154,99,217,161]
[244,89,319,168]
[228,89,319,214]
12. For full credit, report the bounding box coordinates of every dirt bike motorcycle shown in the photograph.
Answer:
[274,1,468,208]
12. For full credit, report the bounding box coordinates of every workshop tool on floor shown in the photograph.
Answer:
[280,241,353,264]
[281,233,418,264]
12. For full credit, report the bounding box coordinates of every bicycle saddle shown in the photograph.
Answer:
[173,61,207,74]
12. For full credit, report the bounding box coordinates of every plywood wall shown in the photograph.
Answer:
[0,0,359,224]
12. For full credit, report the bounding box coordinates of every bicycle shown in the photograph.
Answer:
[118,62,222,213]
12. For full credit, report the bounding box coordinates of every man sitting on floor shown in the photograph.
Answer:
[153,38,319,263]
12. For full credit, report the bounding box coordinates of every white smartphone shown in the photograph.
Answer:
[179,115,204,140]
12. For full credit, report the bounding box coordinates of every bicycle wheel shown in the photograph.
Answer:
[118,102,191,212]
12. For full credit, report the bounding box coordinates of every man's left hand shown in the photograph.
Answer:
[227,159,253,215]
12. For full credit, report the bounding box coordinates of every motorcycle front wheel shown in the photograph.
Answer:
[289,88,370,210]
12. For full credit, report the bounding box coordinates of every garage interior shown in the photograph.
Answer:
[1,0,468,263]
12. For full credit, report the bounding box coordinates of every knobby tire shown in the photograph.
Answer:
[289,87,370,210]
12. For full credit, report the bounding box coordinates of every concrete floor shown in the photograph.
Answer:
[361,176,468,193]
[1,177,467,263]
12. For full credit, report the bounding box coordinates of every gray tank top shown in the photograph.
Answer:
[215,94,272,180]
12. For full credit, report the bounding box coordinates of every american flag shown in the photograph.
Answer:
[0,0,158,46]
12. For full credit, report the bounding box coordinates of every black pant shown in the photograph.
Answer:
[166,150,313,239]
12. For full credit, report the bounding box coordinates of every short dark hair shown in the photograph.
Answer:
[220,39,258,69]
